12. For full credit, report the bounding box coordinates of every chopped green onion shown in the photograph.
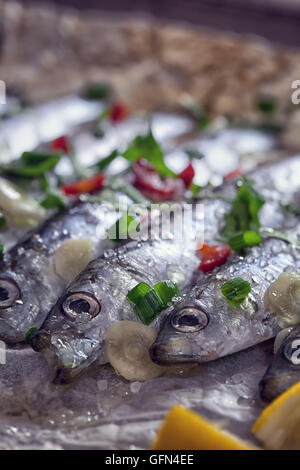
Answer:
[82,83,110,100]
[0,215,6,230]
[2,152,61,177]
[189,183,202,197]
[0,243,3,259]
[122,131,175,179]
[153,280,180,308]
[127,280,181,324]
[221,277,251,308]
[40,191,65,210]
[134,289,165,325]
[184,149,205,160]
[229,231,262,252]
[127,282,151,306]
[108,214,139,242]
[25,327,38,344]
[95,150,119,172]
[256,96,277,114]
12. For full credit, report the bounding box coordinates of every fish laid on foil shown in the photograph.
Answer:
[30,156,300,383]
[151,229,300,366]
[0,201,118,343]
[260,323,300,402]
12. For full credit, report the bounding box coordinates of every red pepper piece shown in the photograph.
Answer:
[51,136,70,154]
[178,162,195,188]
[198,243,231,272]
[109,102,129,122]
[224,167,242,181]
[62,173,105,196]
[132,159,185,202]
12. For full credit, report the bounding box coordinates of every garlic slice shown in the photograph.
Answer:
[264,272,300,328]
[104,321,165,381]
[0,177,45,227]
[53,238,94,282]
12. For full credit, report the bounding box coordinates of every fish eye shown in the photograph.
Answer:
[61,292,101,321]
[0,277,20,309]
[171,307,208,333]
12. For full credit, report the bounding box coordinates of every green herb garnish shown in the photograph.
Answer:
[0,243,3,259]
[229,230,262,252]
[2,152,61,177]
[256,96,277,114]
[25,327,38,344]
[184,149,205,160]
[122,131,174,179]
[95,150,119,172]
[40,191,66,210]
[220,177,264,243]
[153,280,180,308]
[0,215,6,230]
[83,83,110,100]
[221,277,251,308]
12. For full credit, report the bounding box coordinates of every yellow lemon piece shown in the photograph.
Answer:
[253,381,300,449]
[152,405,254,450]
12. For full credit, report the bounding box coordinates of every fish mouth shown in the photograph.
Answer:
[150,337,197,365]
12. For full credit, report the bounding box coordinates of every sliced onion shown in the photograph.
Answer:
[0,177,45,227]
[264,272,300,328]
[104,321,165,381]
[53,238,94,282]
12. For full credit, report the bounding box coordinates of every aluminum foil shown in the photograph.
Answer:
[0,96,279,449]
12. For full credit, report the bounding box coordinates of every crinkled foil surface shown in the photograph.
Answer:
[0,96,279,449]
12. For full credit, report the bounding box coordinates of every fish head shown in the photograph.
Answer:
[0,273,46,343]
[29,262,125,383]
[150,278,263,365]
[260,326,300,402]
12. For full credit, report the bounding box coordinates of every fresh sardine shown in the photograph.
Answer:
[151,229,300,365]
[0,202,118,343]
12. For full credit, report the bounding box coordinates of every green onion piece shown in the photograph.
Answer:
[83,83,110,100]
[0,243,3,259]
[127,282,151,306]
[220,177,265,242]
[0,215,6,230]
[95,150,119,172]
[229,231,262,252]
[40,191,65,210]
[122,131,175,179]
[2,152,61,177]
[108,214,139,242]
[153,280,180,308]
[134,289,165,325]
[184,149,205,160]
[256,96,277,114]
[25,327,38,344]
[221,277,251,308]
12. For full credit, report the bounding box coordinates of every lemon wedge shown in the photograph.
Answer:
[253,381,300,449]
[152,405,254,450]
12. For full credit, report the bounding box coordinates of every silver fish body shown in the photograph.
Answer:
[151,232,300,365]
[0,202,118,343]
[259,324,300,402]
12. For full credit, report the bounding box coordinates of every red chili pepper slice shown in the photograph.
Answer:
[62,173,105,196]
[224,167,242,181]
[109,102,129,122]
[178,162,195,188]
[132,159,185,202]
[198,243,231,272]
[51,136,70,154]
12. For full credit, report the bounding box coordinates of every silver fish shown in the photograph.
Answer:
[259,324,300,402]
[151,230,300,365]
[31,156,300,383]
[0,202,118,343]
